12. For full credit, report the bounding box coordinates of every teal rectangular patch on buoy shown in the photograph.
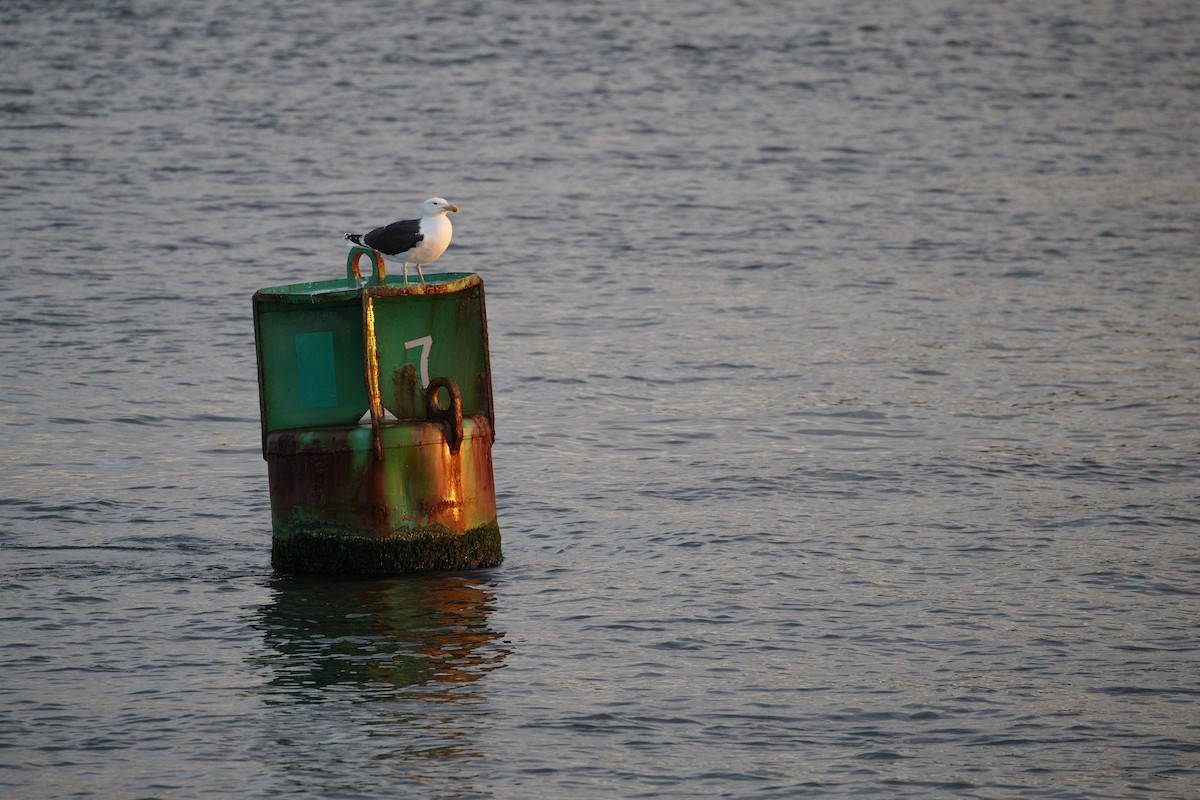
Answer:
[294,331,338,409]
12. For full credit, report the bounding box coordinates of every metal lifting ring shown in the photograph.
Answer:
[425,377,463,455]
[346,245,386,283]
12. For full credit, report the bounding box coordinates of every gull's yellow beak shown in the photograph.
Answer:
[447,204,460,213]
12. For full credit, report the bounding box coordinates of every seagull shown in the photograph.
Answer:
[344,197,459,284]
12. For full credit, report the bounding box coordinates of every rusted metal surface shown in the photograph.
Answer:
[266,415,497,537]
[265,415,500,574]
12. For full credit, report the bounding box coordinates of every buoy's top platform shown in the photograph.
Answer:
[255,271,483,303]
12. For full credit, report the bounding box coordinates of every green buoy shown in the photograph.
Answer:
[253,247,501,574]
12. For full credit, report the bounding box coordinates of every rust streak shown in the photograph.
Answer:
[390,363,420,420]
[362,293,384,460]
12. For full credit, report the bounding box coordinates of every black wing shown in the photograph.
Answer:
[363,218,423,255]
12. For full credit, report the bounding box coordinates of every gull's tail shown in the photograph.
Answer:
[344,233,365,246]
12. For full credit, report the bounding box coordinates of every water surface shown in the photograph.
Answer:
[2,1,1198,797]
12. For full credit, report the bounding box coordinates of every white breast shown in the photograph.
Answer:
[413,215,453,264]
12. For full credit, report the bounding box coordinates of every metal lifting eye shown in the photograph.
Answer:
[425,377,463,455]
[346,245,385,283]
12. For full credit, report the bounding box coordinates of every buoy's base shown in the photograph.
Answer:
[265,416,500,576]
[272,521,502,575]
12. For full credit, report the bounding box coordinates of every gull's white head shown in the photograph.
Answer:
[422,197,459,216]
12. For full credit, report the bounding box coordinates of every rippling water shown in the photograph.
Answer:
[2,1,1199,797]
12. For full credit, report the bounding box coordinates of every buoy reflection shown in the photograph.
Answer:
[254,572,507,703]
